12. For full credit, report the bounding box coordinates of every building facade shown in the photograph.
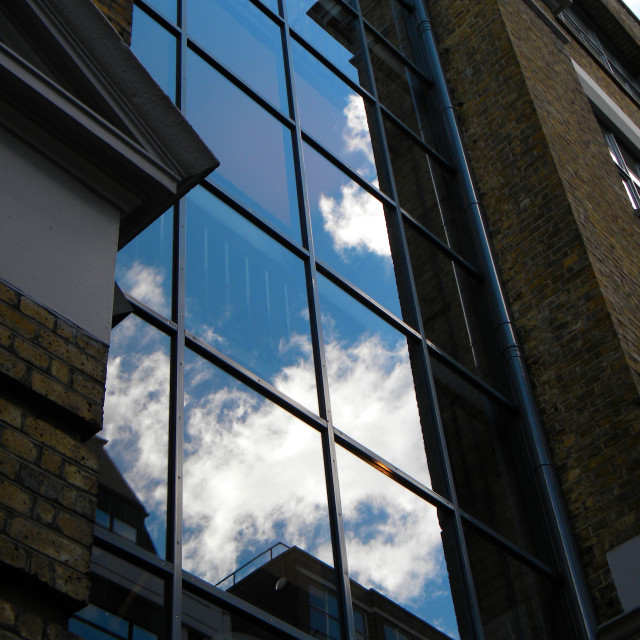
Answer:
[1,1,639,640]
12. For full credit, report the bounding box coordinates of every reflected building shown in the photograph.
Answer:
[1,1,640,640]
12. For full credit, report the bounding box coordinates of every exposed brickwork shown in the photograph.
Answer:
[428,0,640,625]
[0,280,106,635]
[0,597,79,640]
[91,0,134,45]
[0,280,108,432]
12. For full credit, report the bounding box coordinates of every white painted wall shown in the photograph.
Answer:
[0,125,120,343]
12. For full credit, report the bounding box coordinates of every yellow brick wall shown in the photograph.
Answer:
[428,0,640,624]
[0,279,107,637]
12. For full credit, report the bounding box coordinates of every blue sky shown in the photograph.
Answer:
[624,1,640,17]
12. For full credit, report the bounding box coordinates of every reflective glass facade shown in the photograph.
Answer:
[73,2,579,639]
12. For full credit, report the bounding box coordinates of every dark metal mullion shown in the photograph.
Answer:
[281,3,356,639]
[167,201,185,640]
[427,345,514,409]
[355,1,486,636]
[122,295,178,334]
[300,130,394,203]
[134,0,180,34]
[93,527,173,576]
[379,103,453,169]
[184,332,328,434]
[333,429,455,511]
[315,260,420,338]
[360,13,430,84]
[350,4,474,640]
[167,4,187,639]
[199,181,310,261]
[460,514,562,581]
[187,39,294,128]
[402,211,482,279]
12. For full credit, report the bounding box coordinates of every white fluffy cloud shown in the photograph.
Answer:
[343,94,375,165]
[319,182,391,257]
[102,325,450,627]
[119,261,169,315]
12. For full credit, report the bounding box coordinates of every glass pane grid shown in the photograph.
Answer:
[98,2,567,639]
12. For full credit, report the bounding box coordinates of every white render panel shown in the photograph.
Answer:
[0,125,119,343]
[607,535,640,612]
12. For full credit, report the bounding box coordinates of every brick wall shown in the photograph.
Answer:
[91,0,133,45]
[428,0,640,625]
[0,279,108,640]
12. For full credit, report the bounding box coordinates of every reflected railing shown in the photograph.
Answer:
[215,542,290,589]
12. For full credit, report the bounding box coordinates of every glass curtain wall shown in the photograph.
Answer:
[71,1,576,640]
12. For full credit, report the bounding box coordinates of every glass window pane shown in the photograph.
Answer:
[433,359,546,558]
[368,30,436,148]
[183,589,303,640]
[404,226,506,390]
[286,0,365,87]
[292,41,381,187]
[187,50,301,240]
[318,276,430,486]
[68,619,120,640]
[187,0,288,111]
[183,353,336,638]
[463,526,577,640]
[144,0,177,23]
[99,316,170,558]
[384,117,463,252]
[117,210,173,319]
[359,0,418,65]
[303,143,401,317]
[73,555,164,640]
[257,0,279,14]
[131,8,176,102]
[132,626,158,640]
[75,605,129,639]
[337,447,463,640]
[185,187,317,411]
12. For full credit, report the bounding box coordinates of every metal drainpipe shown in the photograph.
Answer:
[412,2,598,638]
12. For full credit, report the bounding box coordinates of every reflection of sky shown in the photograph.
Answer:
[182,351,332,582]
[103,317,170,558]
[144,0,177,22]
[185,187,317,411]
[116,212,173,317]
[285,0,361,85]
[186,50,300,240]
[103,315,458,639]
[338,447,460,640]
[293,40,378,184]
[304,144,401,317]
[318,275,430,487]
[188,0,287,110]
[131,7,176,102]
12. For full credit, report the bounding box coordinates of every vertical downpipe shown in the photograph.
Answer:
[412,2,598,638]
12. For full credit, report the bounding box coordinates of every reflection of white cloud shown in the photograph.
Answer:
[120,261,169,315]
[319,182,391,257]
[343,94,375,174]
[336,454,444,606]
[324,334,429,486]
[181,367,329,582]
[103,329,446,624]
[103,348,170,540]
